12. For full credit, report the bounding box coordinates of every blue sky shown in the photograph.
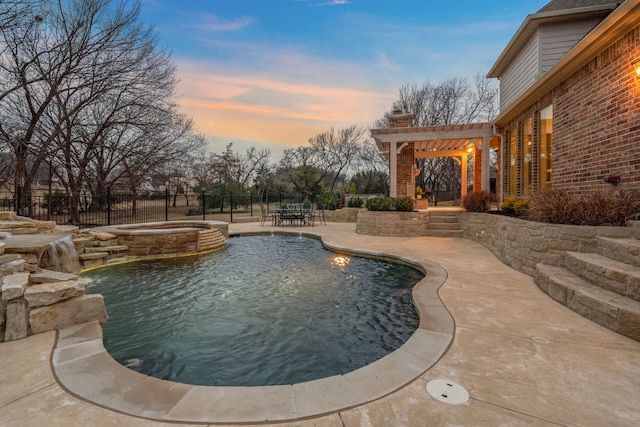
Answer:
[139,0,549,158]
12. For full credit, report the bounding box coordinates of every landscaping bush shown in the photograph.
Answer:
[393,197,414,212]
[461,191,492,212]
[365,196,414,211]
[347,196,364,208]
[365,196,394,211]
[526,189,640,226]
[500,197,530,216]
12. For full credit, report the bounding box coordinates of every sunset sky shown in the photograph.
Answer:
[139,0,549,159]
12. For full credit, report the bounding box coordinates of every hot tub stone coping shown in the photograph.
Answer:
[52,230,454,423]
[94,220,228,236]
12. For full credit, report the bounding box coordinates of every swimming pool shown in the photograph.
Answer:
[84,234,424,386]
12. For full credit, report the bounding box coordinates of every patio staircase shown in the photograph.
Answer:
[534,236,640,341]
[425,210,463,237]
[197,229,227,252]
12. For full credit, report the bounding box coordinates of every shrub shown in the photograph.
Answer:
[461,191,492,212]
[500,198,530,216]
[365,196,414,211]
[394,197,414,212]
[347,196,364,208]
[318,187,341,210]
[365,196,394,211]
[526,190,640,226]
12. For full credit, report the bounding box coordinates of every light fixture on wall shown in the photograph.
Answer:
[633,59,640,78]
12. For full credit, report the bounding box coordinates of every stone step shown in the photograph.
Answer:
[565,251,640,302]
[428,215,459,224]
[535,263,640,341]
[423,229,464,238]
[198,230,227,252]
[596,236,640,267]
[428,222,461,231]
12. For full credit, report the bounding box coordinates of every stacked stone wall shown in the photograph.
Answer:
[323,208,361,223]
[459,212,640,276]
[355,210,429,237]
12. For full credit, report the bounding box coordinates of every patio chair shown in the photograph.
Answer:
[259,204,276,226]
[313,204,325,225]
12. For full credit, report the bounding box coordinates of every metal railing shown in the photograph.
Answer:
[0,189,317,229]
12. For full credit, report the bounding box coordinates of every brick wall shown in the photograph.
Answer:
[397,143,416,198]
[500,24,640,196]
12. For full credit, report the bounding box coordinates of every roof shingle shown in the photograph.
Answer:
[537,0,622,13]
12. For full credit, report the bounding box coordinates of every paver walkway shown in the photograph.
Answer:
[0,222,639,426]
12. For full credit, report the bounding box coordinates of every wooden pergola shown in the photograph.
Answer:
[371,120,501,200]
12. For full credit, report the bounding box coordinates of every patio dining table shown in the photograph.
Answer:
[273,207,314,226]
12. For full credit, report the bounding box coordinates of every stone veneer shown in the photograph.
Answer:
[458,212,640,276]
[323,208,361,223]
[356,210,429,237]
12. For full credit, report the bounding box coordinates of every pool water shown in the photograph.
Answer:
[84,234,423,386]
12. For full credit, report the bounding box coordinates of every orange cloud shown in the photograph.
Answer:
[175,61,396,150]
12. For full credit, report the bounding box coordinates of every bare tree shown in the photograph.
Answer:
[278,146,327,196]
[0,0,204,221]
[308,125,365,191]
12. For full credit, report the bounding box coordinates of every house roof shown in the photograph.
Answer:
[492,0,640,126]
[487,1,619,78]
[537,0,622,13]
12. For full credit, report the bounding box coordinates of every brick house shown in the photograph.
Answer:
[489,0,640,199]
[372,0,640,203]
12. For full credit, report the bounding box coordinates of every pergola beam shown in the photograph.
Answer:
[415,150,468,159]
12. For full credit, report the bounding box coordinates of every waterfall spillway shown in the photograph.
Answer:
[38,235,80,273]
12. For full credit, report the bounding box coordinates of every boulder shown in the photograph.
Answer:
[24,280,85,307]
[0,212,17,221]
[0,259,26,276]
[92,232,117,241]
[1,272,30,301]
[29,270,77,284]
[5,300,29,341]
[29,294,108,334]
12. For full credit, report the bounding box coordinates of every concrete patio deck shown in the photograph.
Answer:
[1,222,639,426]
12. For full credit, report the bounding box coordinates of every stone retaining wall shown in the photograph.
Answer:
[458,212,640,276]
[323,208,361,223]
[355,210,429,237]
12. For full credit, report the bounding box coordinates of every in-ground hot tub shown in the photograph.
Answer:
[94,220,229,257]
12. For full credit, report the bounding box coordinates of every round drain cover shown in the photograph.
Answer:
[533,336,550,344]
[426,379,469,404]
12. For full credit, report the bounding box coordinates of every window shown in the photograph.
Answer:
[521,119,533,195]
[508,129,517,197]
[538,105,553,191]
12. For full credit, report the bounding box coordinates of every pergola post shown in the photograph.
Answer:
[390,142,397,197]
[461,155,468,197]
[482,135,491,191]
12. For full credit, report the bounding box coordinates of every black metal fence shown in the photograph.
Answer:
[0,189,316,229]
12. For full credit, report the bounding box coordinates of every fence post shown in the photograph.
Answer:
[202,191,206,220]
[165,188,169,222]
[229,192,233,223]
[107,188,112,226]
[16,185,22,216]
[250,192,253,217]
